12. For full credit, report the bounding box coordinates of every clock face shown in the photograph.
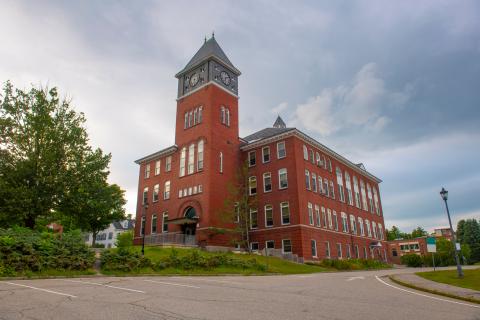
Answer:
[190,73,199,87]
[220,71,230,85]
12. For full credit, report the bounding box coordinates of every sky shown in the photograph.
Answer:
[1,0,479,233]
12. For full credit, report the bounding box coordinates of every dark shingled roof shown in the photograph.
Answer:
[176,36,239,77]
[273,115,287,128]
[242,127,295,143]
[112,220,135,230]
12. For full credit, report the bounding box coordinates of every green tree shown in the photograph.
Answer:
[0,81,125,230]
[386,226,401,240]
[411,226,427,238]
[457,219,480,263]
[116,230,133,248]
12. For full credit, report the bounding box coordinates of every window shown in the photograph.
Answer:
[226,108,230,126]
[218,152,223,173]
[353,176,361,208]
[316,152,321,166]
[179,147,186,177]
[365,219,372,237]
[144,164,150,179]
[354,245,360,258]
[220,106,225,124]
[392,249,398,257]
[322,155,327,170]
[193,108,197,125]
[151,215,157,234]
[162,213,168,233]
[341,212,349,233]
[346,244,351,259]
[282,239,292,253]
[327,159,332,172]
[155,160,160,175]
[164,181,170,200]
[324,179,329,197]
[262,146,270,163]
[188,111,193,127]
[250,209,258,229]
[325,241,331,258]
[197,140,204,171]
[312,173,317,192]
[278,168,288,189]
[311,240,317,257]
[153,184,159,202]
[248,151,256,167]
[249,176,257,195]
[263,172,272,192]
[265,204,273,227]
[372,221,378,239]
[336,243,342,259]
[327,209,333,229]
[360,180,368,211]
[108,232,113,240]
[315,205,320,227]
[250,242,259,251]
[321,207,327,228]
[345,172,353,206]
[184,112,188,129]
[266,240,275,249]
[333,211,339,231]
[198,106,203,124]
[308,202,314,225]
[309,149,314,164]
[363,247,368,259]
[140,217,145,236]
[305,170,311,190]
[367,184,374,213]
[303,145,308,160]
[373,187,380,215]
[179,189,183,198]
[188,144,195,174]
[329,181,335,199]
[165,156,172,172]
[336,168,345,202]
[281,202,290,225]
[378,223,384,240]
[358,217,365,236]
[350,214,357,235]
[318,176,324,194]
[234,202,240,223]
[277,141,286,159]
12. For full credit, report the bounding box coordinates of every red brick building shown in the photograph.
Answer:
[387,237,428,265]
[134,36,388,262]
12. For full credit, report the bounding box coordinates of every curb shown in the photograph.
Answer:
[388,275,480,305]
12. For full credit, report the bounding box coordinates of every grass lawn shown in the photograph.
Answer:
[102,246,328,276]
[416,268,480,291]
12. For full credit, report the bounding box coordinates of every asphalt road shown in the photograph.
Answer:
[0,268,479,320]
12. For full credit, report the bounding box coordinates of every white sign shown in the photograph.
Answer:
[456,242,461,250]
[426,237,436,253]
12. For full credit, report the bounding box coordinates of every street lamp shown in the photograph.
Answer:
[440,187,463,278]
[141,201,149,256]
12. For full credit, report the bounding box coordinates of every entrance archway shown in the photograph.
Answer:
[182,206,197,236]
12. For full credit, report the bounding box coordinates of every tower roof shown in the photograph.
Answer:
[176,36,240,77]
[273,115,287,128]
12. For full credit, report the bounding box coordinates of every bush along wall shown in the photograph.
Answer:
[0,227,95,276]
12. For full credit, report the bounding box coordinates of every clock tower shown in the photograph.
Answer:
[174,35,241,247]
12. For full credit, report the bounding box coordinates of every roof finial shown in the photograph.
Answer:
[204,35,207,43]
[212,31,215,38]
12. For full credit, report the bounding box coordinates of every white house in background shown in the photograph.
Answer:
[85,219,135,248]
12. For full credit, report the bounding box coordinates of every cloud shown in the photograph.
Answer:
[295,63,412,137]
[271,102,288,115]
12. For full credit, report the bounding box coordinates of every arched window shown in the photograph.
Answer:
[197,139,204,171]
[358,217,364,236]
[198,106,203,123]
[345,172,353,206]
[226,108,230,126]
[164,181,170,200]
[353,176,361,208]
[349,214,357,235]
[179,147,186,177]
[336,167,345,202]
[360,180,368,211]
[184,112,188,129]
[305,170,310,190]
[367,183,374,213]
[188,144,195,174]
[151,214,157,234]
[303,145,308,160]
[373,187,380,215]
[249,176,257,195]
[220,106,225,124]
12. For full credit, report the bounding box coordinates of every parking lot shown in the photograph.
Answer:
[1,270,478,320]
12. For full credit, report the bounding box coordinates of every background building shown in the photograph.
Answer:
[85,219,135,248]
[134,36,388,261]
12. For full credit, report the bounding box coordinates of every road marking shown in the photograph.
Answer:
[346,276,365,281]
[143,279,200,289]
[4,282,77,298]
[171,277,242,285]
[294,275,314,278]
[375,276,480,309]
[59,279,145,293]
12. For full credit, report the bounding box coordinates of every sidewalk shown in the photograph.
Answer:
[390,273,480,303]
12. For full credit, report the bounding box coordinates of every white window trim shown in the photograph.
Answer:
[262,146,270,163]
[277,141,286,159]
[263,172,272,193]
[264,204,273,228]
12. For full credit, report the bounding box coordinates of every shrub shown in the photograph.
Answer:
[101,248,152,272]
[318,259,390,270]
[115,231,133,248]
[401,254,423,267]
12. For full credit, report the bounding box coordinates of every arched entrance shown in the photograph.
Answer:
[182,206,197,236]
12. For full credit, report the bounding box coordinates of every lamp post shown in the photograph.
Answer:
[141,201,149,256]
[440,187,463,278]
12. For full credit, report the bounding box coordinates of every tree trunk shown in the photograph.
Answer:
[91,231,97,247]
[24,215,36,229]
